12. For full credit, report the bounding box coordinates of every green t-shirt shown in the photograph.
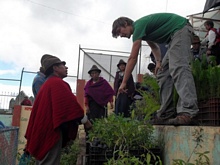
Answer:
[132,13,187,43]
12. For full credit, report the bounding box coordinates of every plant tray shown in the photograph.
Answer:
[86,142,162,165]
[195,98,220,126]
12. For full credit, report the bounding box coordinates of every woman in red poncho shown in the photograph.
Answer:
[84,65,114,122]
[25,54,92,164]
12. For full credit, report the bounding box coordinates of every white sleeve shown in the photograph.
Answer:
[208,30,216,49]
[201,36,209,46]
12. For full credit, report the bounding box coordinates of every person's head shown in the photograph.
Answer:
[24,96,28,99]
[192,35,201,50]
[147,63,156,73]
[41,54,67,78]
[39,67,45,74]
[88,65,101,81]
[112,17,134,38]
[204,20,214,31]
[117,59,126,71]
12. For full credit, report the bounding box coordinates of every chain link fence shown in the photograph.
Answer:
[0,126,19,165]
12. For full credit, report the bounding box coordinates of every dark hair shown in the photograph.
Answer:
[112,17,134,38]
[204,20,214,28]
[39,67,45,73]
[45,63,61,77]
[147,63,156,72]
[192,35,201,44]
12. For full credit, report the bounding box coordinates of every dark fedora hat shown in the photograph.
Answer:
[41,54,66,72]
[117,59,127,67]
[40,54,52,66]
[88,65,101,74]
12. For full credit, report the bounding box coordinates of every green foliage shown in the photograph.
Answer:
[132,74,160,120]
[88,74,163,164]
[104,152,162,165]
[88,114,155,149]
[191,55,220,101]
[88,114,162,164]
[172,151,210,165]
[17,149,35,165]
[17,140,80,165]
[172,127,210,165]
[142,74,160,100]
[60,140,80,165]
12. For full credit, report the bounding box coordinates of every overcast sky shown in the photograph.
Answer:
[0,0,207,97]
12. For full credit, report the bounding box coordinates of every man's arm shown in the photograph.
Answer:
[147,41,162,75]
[119,39,141,93]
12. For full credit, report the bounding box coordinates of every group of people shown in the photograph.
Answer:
[22,12,219,164]
[24,54,92,164]
[147,20,220,74]
[191,20,220,64]
[84,59,137,121]
[112,13,199,125]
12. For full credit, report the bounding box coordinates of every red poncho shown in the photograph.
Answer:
[25,76,84,160]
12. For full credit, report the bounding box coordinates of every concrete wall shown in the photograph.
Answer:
[0,113,12,126]
[153,125,220,165]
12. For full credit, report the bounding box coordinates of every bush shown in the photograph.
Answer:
[131,74,160,120]
[191,55,220,101]
[60,140,80,165]
[88,114,162,164]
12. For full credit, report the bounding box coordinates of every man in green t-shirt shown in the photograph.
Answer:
[112,13,199,125]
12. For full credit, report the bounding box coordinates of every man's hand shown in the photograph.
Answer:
[117,82,128,96]
[86,107,90,114]
[155,61,162,75]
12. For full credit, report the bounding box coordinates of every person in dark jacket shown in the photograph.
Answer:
[114,59,135,117]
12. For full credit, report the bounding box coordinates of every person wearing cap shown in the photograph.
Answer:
[25,54,92,164]
[191,35,207,61]
[112,13,199,125]
[114,59,135,117]
[84,65,114,122]
[201,20,220,64]
[32,67,46,98]
[32,54,52,98]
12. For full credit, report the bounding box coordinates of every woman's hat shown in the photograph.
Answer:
[41,54,66,72]
[88,65,101,74]
[117,59,127,67]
